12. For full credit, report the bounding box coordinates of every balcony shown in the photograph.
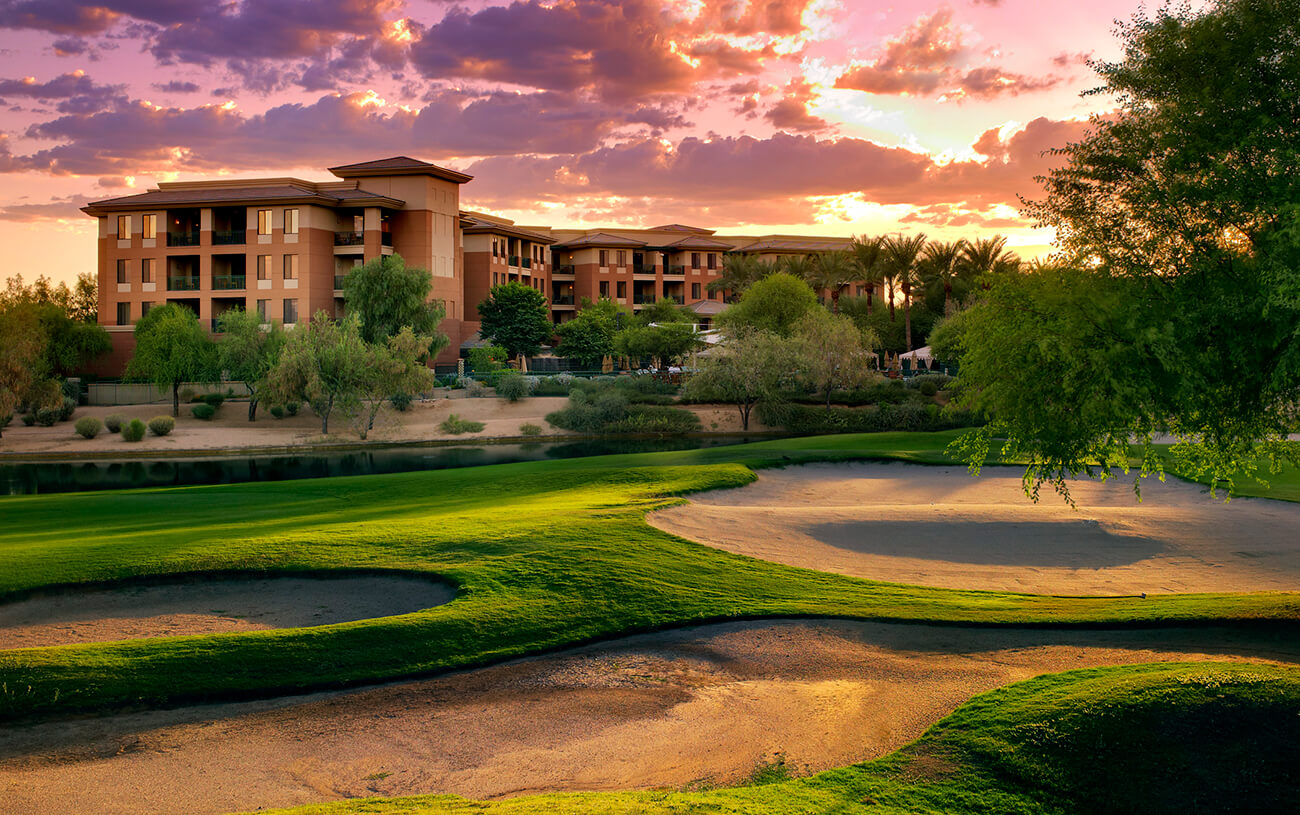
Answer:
[665,294,685,305]
[665,265,686,276]
[334,230,365,246]
[521,257,532,269]
[508,255,521,267]
[167,231,200,247]
[633,294,657,304]
[632,263,655,274]
[334,274,346,291]
[552,294,575,305]
[380,231,393,247]
[555,264,575,276]
[212,275,246,291]
[167,276,200,291]
[212,229,245,246]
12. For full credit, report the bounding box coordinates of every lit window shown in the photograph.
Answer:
[283,298,298,325]
[116,259,128,283]
[142,214,157,240]
[283,254,298,280]
[117,215,131,239]
[257,255,271,280]
[283,208,299,235]
[142,258,155,283]
[258,209,273,235]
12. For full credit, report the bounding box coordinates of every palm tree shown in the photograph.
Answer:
[961,235,1022,288]
[920,239,965,315]
[848,234,887,315]
[884,233,928,352]
[779,254,817,282]
[804,250,857,312]
[707,253,775,300]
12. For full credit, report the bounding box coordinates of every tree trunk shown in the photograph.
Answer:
[887,280,896,321]
[943,281,952,315]
[320,394,332,434]
[865,290,873,316]
[248,395,258,422]
[172,381,180,417]
[830,288,840,314]
[739,402,750,431]
[903,283,913,352]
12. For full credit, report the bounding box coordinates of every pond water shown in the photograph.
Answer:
[1,435,768,496]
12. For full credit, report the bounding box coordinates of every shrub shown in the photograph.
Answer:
[74,416,103,439]
[919,380,939,397]
[21,413,35,426]
[0,413,10,431]
[202,393,225,408]
[389,392,413,411]
[191,395,208,403]
[907,373,953,391]
[463,378,486,398]
[756,400,982,434]
[121,418,147,442]
[519,422,542,437]
[269,405,285,419]
[35,407,60,427]
[532,375,574,396]
[496,373,529,402]
[606,405,701,434]
[440,413,485,434]
[285,401,299,416]
[103,413,126,433]
[58,396,77,421]
[545,386,700,434]
[179,387,195,403]
[191,403,216,420]
[148,415,175,436]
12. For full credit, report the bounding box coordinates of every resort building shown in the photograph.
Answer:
[83,157,878,372]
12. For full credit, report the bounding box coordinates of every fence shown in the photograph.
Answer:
[87,381,252,406]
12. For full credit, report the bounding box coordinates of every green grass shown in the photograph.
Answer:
[1,431,1298,723]
[245,661,1300,815]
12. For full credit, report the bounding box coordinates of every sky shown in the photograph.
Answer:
[0,0,1151,287]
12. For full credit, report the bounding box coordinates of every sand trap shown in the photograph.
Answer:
[0,574,455,649]
[649,462,1300,595]
[0,619,1293,815]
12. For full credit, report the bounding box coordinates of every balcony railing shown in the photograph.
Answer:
[167,276,200,291]
[665,265,686,276]
[212,229,245,246]
[552,295,575,305]
[665,294,685,304]
[380,231,393,247]
[167,231,200,247]
[508,255,521,267]
[211,275,246,290]
[632,263,655,274]
[334,230,365,246]
[334,274,346,291]
[521,257,532,269]
[633,293,657,304]
[555,265,575,275]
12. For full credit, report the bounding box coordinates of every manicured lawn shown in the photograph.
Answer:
[248,661,1300,815]
[2,431,1298,722]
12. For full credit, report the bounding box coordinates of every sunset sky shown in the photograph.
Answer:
[0,0,1156,287]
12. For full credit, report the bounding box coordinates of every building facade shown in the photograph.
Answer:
[84,157,878,372]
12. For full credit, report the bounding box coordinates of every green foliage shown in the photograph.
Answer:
[389,392,413,412]
[546,379,699,434]
[269,405,285,419]
[792,309,878,409]
[466,345,508,373]
[496,373,529,402]
[349,326,437,439]
[73,416,102,439]
[285,401,299,416]
[759,401,982,434]
[263,312,367,435]
[519,422,542,437]
[707,253,779,295]
[217,307,286,421]
[120,418,146,441]
[716,272,819,338]
[440,413,485,434]
[682,328,796,430]
[554,298,628,367]
[103,413,125,433]
[125,303,218,417]
[34,407,59,426]
[342,254,450,356]
[478,282,553,359]
[615,322,702,368]
[147,415,174,436]
[926,308,968,364]
[919,380,938,397]
[191,403,216,420]
[202,393,225,408]
[634,297,693,326]
[20,413,34,426]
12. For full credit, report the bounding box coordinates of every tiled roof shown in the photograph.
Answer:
[687,300,729,315]
[650,223,716,234]
[461,214,556,243]
[655,235,736,250]
[552,232,648,248]
[82,183,403,214]
[735,238,852,253]
[329,156,473,183]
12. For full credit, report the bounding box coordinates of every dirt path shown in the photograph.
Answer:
[649,462,1300,595]
[0,619,1294,815]
[0,575,455,650]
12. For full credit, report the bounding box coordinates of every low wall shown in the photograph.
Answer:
[87,382,252,406]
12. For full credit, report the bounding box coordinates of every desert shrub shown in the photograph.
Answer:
[121,418,146,442]
[74,416,103,439]
[103,413,126,432]
[606,405,701,434]
[191,403,216,420]
[35,407,60,427]
[148,415,175,436]
[21,413,35,426]
[389,392,413,411]
[179,387,195,403]
[757,401,981,434]
[202,393,225,408]
[532,375,576,396]
[907,373,953,391]
[270,405,285,419]
[191,395,207,403]
[285,401,299,416]
[58,396,77,421]
[569,375,678,405]
[545,386,699,434]
[440,413,485,434]
[519,422,542,437]
[919,380,939,397]
[463,378,486,398]
[496,373,529,402]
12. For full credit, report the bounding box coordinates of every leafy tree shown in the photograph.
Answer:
[849,235,888,315]
[884,233,927,351]
[343,254,449,355]
[555,298,628,368]
[478,281,553,361]
[716,272,819,338]
[217,308,286,421]
[804,250,858,312]
[351,327,436,440]
[955,0,1300,499]
[0,305,43,436]
[926,308,970,365]
[1,274,110,378]
[682,328,795,430]
[792,309,878,409]
[125,304,218,416]
[466,345,508,373]
[636,296,693,326]
[616,322,702,368]
[264,312,368,435]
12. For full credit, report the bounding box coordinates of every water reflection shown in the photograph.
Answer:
[1,436,764,496]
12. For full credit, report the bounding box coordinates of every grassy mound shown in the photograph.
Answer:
[2,432,1298,722]
[243,661,1300,814]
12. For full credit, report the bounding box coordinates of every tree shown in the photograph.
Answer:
[884,233,927,351]
[920,240,966,316]
[125,304,218,416]
[849,235,888,315]
[616,322,702,369]
[716,272,819,338]
[0,304,43,436]
[792,309,878,409]
[264,312,368,435]
[707,254,776,297]
[636,296,693,325]
[1,274,110,378]
[555,298,628,368]
[960,236,1020,286]
[218,308,286,421]
[682,329,795,430]
[343,254,449,355]
[804,251,858,313]
[351,327,436,440]
[955,0,1300,499]
[478,282,553,361]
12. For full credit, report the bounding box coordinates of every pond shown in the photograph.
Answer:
[1,435,771,496]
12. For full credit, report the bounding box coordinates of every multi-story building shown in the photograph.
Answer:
[84,157,879,372]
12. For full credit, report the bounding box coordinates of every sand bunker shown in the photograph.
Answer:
[650,462,1300,595]
[0,574,455,649]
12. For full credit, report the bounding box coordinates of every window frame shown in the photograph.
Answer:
[257,255,271,280]
[117,214,131,239]
[282,254,298,280]
[257,209,273,236]
[142,214,157,240]
[142,258,155,284]
[283,298,298,325]
[116,259,129,284]
[599,249,608,267]
[283,208,299,235]
[116,301,131,326]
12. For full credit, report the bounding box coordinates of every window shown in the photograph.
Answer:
[691,252,701,269]
[116,259,128,283]
[258,209,273,235]
[141,302,154,317]
[707,253,717,270]
[256,299,269,320]
[142,214,157,240]
[283,208,299,235]
[283,298,298,324]
[617,250,626,267]
[599,281,610,297]
[617,281,627,298]
[692,283,701,299]
[283,254,298,280]
[142,258,155,283]
[117,215,131,239]
[257,255,271,280]
[116,302,130,325]
[599,249,608,267]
